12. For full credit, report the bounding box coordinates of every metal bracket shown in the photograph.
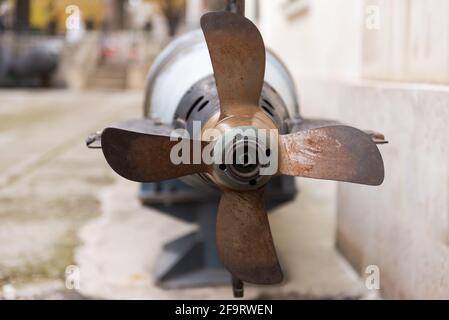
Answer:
[86,131,103,149]
[365,130,389,144]
[232,277,244,298]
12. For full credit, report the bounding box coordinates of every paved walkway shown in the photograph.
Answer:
[0,90,139,296]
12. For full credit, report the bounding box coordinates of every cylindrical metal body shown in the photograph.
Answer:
[143,28,300,189]
[143,29,300,126]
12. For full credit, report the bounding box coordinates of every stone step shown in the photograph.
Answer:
[89,77,126,89]
[89,64,128,89]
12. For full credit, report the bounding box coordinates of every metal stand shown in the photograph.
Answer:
[140,176,297,289]
[232,277,244,298]
[154,203,230,288]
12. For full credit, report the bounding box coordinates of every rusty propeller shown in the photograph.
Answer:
[98,11,385,287]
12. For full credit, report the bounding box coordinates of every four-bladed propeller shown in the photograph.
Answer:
[97,11,385,288]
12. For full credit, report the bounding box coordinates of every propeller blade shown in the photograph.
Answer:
[216,189,283,284]
[279,125,384,185]
[201,11,266,118]
[293,118,388,144]
[108,118,173,135]
[101,125,210,183]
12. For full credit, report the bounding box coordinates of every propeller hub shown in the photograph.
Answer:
[212,126,276,191]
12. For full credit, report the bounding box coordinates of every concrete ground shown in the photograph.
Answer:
[0,90,140,298]
[0,90,375,300]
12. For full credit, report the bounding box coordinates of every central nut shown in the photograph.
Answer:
[212,126,274,191]
[227,137,260,181]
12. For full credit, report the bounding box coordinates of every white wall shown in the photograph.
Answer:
[258,0,364,81]
[362,0,449,84]
[257,0,449,85]
[255,0,364,120]
[337,82,449,299]
[255,0,449,298]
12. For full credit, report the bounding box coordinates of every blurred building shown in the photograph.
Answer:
[10,0,146,33]
[0,0,166,89]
